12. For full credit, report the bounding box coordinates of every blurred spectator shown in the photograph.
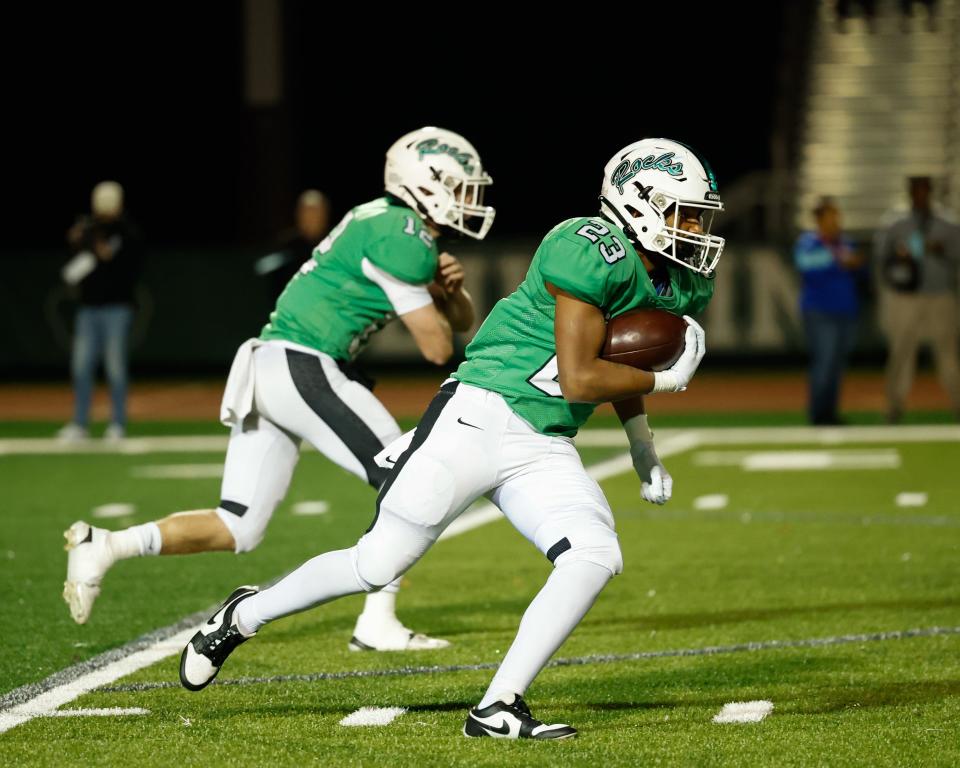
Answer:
[876,176,960,423]
[254,189,330,299]
[835,0,877,32]
[58,181,143,441]
[900,0,937,31]
[835,0,937,32]
[794,197,866,425]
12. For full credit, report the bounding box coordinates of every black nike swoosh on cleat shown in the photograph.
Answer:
[473,717,510,735]
[457,417,483,430]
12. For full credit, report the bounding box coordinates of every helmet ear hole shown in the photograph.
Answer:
[632,182,653,201]
[417,186,435,197]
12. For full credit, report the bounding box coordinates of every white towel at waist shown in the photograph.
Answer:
[220,338,263,427]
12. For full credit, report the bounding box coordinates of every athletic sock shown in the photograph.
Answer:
[108,522,162,560]
[478,560,611,709]
[359,579,400,622]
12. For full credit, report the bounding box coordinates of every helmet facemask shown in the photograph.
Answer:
[434,170,494,240]
[647,192,724,275]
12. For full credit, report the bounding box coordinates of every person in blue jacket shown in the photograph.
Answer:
[795,197,866,425]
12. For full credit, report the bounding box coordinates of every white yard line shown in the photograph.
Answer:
[693,448,901,471]
[575,424,960,448]
[5,423,957,456]
[0,629,193,734]
[0,436,230,456]
[44,708,150,718]
[131,464,224,479]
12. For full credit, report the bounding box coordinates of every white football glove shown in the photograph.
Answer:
[624,414,673,505]
[651,315,706,394]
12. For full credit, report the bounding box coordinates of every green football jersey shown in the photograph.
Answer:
[454,216,714,437]
[261,197,438,360]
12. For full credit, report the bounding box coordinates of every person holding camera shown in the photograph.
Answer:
[58,181,143,441]
[876,176,960,423]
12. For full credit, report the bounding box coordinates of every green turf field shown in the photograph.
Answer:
[1,425,958,765]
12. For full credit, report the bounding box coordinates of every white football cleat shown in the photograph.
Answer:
[463,695,577,740]
[348,613,451,652]
[63,521,116,624]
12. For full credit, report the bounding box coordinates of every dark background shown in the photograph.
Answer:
[3,4,790,249]
[1,3,818,377]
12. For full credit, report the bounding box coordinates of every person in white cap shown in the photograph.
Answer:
[58,181,143,442]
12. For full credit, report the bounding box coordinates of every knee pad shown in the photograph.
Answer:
[352,539,405,592]
[215,501,272,554]
[353,511,437,590]
[349,545,395,593]
[547,528,623,577]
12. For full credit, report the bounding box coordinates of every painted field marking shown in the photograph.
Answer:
[0,436,230,456]
[131,464,223,479]
[713,700,773,724]
[693,494,729,511]
[44,707,150,718]
[339,706,406,727]
[896,492,928,508]
[3,423,957,456]
[0,629,194,734]
[92,503,136,519]
[292,501,330,516]
[574,424,960,449]
[693,449,900,471]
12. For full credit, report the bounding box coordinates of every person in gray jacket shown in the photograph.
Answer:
[876,176,960,422]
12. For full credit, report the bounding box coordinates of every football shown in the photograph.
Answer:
[601,309,687,371]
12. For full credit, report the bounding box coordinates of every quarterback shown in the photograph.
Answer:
[63,127,495,652]
[179,138,724,738]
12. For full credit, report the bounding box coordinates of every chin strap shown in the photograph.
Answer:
[400,185,433,221]
[598,195,639,243]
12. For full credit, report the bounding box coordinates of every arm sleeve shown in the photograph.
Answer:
[361,257,434,316]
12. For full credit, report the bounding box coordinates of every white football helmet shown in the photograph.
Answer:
[384,127,495,240]
[599,138,724,275]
